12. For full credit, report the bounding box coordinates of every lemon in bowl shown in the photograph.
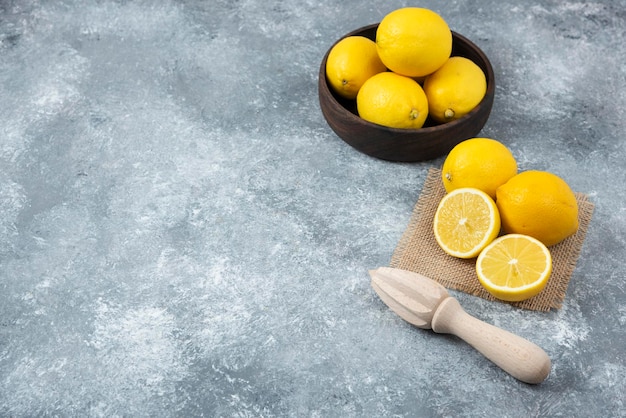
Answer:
[375,7,452,78]
[325,36,387,100]
[424,56,488,123]
[356,72,429,130]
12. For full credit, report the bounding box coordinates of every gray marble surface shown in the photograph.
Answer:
[1,1,625,416]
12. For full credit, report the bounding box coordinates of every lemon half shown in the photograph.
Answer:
[433,187,501,259]
[476,234,552,302]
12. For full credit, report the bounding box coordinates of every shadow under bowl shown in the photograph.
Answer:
[319,24,495,162]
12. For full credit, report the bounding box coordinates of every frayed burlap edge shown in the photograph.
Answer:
[390,168,595,311]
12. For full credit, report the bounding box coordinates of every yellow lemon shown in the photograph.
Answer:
[424,56,487,123]
[476,234,552,302]
[496,171,579,247]
[441,138,518,199]
[325,36,388,100]
[356,72,429,129]
[433,187,501,259]
[376,8,452,78]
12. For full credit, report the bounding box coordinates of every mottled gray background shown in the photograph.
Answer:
[1,0,624,417]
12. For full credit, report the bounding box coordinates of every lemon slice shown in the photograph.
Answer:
[433,187,501,259]
[476,234,553,302]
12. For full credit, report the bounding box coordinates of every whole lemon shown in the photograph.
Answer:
[376,8,452,78]
[356,72,429,129]
[441,138,518,199]
[496,170,579,247]
[423,56,487,123]
[325,36,388,100]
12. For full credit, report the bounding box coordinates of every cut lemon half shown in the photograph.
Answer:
[476,234,552,302]
[433,187,501,259]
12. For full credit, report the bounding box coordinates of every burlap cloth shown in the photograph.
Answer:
[390,168,595,311]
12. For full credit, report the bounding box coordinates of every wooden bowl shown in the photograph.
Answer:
[319,24,495,162]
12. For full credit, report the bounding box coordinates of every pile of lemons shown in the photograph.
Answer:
[432,138,579,302]
[326,8,581,304]
[325,7,486,129]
